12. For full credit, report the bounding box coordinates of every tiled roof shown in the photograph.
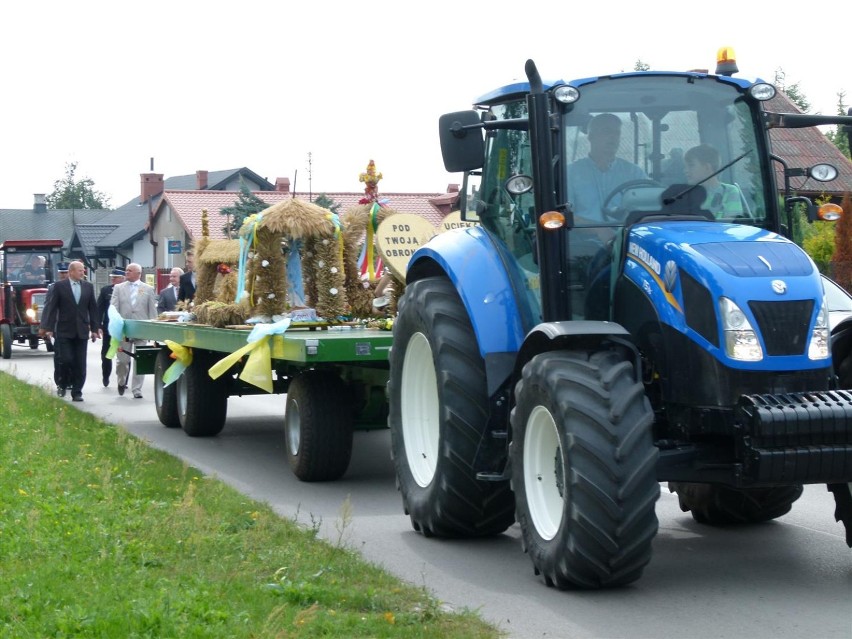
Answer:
[0,208,111,249]
[75,224,120,256]
[156,190,455,241]
[767,92,852,196]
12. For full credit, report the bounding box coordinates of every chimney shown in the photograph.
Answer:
[33,193,47,214]
[275,177,290,193]
[196,170,208,190]
[140,173,165,203]
[447,183,460,193]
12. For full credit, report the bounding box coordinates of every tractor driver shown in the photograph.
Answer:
[567,113,647,223]
[19,255,46,283]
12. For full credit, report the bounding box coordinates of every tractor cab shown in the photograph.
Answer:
[0,239,64,358]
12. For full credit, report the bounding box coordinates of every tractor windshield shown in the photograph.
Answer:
[560,74,769,227]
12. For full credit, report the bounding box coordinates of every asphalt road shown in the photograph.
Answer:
[2,341,851,639]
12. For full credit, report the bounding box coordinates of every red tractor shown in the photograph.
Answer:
[0,239,64,359]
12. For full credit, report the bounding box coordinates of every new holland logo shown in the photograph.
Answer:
[771,279,787,295]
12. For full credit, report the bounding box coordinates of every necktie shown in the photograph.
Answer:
[130,282,138,306]
[72,281,81,303]
[174,286,178,302]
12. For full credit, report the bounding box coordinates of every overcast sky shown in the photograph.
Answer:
[1,0,848,209]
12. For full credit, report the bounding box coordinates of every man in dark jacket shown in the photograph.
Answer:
[40,261,69,394]
[40,261,101,401]
[157,267,183,313]
[178,252,196,303]
[97,267,125,386]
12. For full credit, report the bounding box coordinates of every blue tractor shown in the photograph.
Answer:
[388,52,852,588]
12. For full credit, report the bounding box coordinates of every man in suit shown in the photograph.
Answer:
[110,263,157,399]
[97,267,125,387]
[178,252,196,303]
[40,261,101,402]
[157,267,184,313]
[40,261,70,394]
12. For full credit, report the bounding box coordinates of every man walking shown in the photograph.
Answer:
[157,267,183,313]
[110,263,157,398]
[97,267,125,386]
[40,261,69,395]
[40,261,101,402]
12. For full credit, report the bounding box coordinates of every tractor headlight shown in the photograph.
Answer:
[719,297,763,361]
[25,308,36,320]
[808,302,830,360]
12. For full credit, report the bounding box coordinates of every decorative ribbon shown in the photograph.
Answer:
[105,305,125,359]
[326,212,345,268]
[366,202,380,281]
[235,212,264,305]
[286,238,305,307]
[161,340,193,387]
[208,318,291,393]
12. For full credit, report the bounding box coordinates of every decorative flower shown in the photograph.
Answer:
[268,293,275,299]
[322,239,329,246]
[217,263,231,275]
[317,260,325,268]
[261,259,269,267]
[330,266,338,274]
[330,288,338,295]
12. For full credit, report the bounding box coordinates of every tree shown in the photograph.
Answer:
[634,59,650,72]
[220,182,269,236]
[314,193,341,214]
[825,91,851,159]
[45,162,111,209]
[774,68,811,113]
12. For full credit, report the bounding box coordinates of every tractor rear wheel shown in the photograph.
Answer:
[176,351,228,437]
[669,483,803,525]
[389,277,515,538]
[154,348,180,428]
[511,347,660,589]
[827,483,852,547]
[1,324,12,359]
[284,370,353,482]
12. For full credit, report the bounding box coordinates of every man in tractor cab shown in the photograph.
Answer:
[567,113,647,222]
[19,255,46,284]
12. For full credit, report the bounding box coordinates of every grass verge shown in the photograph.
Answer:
[0,372,502,638]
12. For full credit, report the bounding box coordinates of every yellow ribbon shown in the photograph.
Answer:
[208,336,273,393]
[161,340,193,387]
[366,202,379,280]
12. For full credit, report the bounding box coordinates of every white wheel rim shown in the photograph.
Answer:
[524,405,565,541]
[285,399,301,457]
[401,332,440,487]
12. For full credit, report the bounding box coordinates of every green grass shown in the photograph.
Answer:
[0,372,502,638]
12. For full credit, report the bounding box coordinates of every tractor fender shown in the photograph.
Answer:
[406,226,528,358]
[515,320,636,379]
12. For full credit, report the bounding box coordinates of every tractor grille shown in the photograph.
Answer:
[748,300,814,356]
[31,292,47,322]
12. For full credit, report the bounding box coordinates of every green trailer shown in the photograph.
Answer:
[124,319,393,482]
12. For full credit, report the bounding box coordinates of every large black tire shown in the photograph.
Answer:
[669,483,803,525]
[154,348,180,428]
[1,324,12,359]
[28,336,39,349]
[389,277,515,538]
[827,483,852,547]
[284,370,354,482]
[176,351,228,437]
[44,336,54,353]
[511,347,660,589]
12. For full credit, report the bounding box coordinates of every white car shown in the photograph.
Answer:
[821,275,852,331]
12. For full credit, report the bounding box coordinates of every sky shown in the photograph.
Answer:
[1,0,848,210]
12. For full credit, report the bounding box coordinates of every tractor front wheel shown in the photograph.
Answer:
[389,277,515,538]
[1,324,12,359]
[511,347,660,589]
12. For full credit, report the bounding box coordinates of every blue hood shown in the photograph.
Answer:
[622,220,826,370]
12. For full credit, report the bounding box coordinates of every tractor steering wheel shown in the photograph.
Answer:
[601,179,661,221]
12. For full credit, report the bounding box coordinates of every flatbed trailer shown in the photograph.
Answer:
[124,319,393,481]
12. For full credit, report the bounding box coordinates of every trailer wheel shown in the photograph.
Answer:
[154,348,180,428]
[1,324,12,359]
[827,483,852,547]
[511,347,660,589]
[176,351,228,437]
[669,483,803,525]
[284,370,354,482]
[28,336,39,349]
[389,277,515,538]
